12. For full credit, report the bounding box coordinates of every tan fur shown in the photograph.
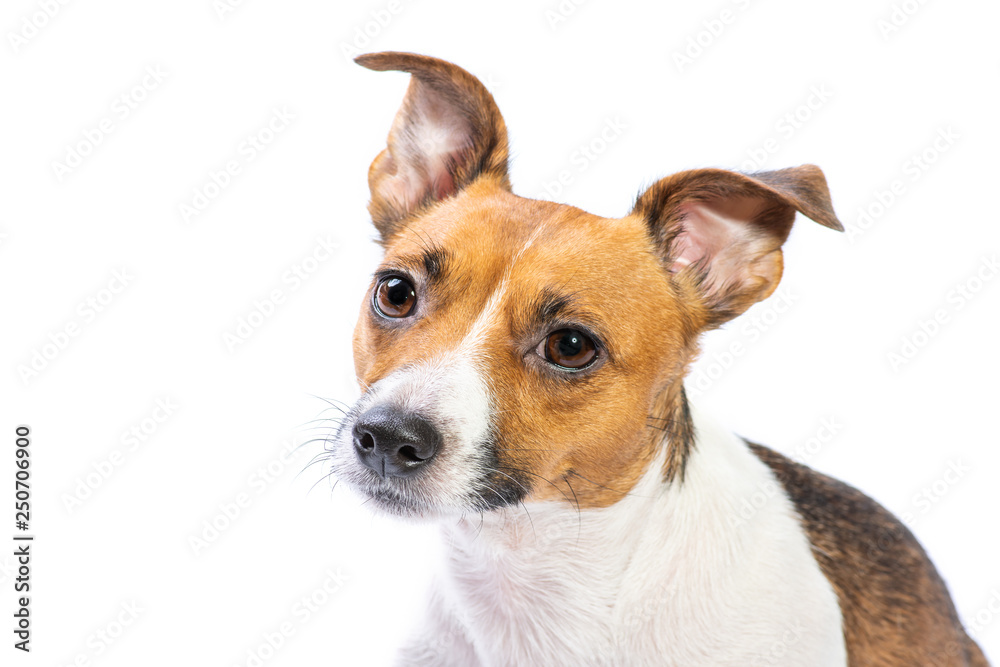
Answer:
[350,52,989,665]
[353,180,696,508]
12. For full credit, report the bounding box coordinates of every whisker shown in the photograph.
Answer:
[493,447,563,453]
[308,394,353,412]
[494,465,574,507]
[299,415,347,427]
[307,469,338,496]
[566,469,639,498]
[564,476,583,546]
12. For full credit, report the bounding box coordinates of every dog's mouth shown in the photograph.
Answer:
[355,480,433,518]
[334,462,529,519]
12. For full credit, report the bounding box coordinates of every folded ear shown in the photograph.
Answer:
[632,165,843,327]
[355,52,510,240]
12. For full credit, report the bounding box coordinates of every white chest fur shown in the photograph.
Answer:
[402,406,848,667]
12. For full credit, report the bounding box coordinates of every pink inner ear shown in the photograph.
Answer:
[391,88,475,209]
[431,170,456,200]
[669,212,718,273]
[670,197,773,289]
[379,137,468,215]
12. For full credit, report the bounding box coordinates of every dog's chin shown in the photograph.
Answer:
[360,487,440,520]
[337,467,524,521]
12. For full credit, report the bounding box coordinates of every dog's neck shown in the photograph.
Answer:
[430,402,847,666]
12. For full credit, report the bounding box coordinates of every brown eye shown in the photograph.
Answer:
[374,277,416,318]
[541,329,598,370]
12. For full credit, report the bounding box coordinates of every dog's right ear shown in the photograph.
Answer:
[355,52,510,241]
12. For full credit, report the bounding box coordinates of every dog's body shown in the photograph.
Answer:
[331,52,988,666]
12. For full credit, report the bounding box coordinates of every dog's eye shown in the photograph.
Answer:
[539,329,598,370]
[374,277,416,318]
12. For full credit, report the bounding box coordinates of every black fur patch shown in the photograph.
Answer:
[747,441,987,665]
[421,245,449,280]
[661,386,696,483]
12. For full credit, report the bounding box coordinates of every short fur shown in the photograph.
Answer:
[750,443,988,666]
[330,52,988,666]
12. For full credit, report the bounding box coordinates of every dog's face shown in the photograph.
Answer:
[330,53,842,519]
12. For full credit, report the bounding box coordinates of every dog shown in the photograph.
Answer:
[329,52,988,666]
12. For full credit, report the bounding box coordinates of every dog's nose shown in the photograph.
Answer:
[352,406,442,479]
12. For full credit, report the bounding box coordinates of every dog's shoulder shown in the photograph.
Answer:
[746,441,987,666]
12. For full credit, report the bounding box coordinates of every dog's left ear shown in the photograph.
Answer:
[632,165,843,327]
[356,52,510,241]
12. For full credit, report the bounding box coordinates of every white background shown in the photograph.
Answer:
[2,0,998,665]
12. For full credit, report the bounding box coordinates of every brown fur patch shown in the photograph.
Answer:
[352,179,701,508]
[748,442,989,666]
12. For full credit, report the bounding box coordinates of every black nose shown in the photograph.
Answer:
[352,406,442,479]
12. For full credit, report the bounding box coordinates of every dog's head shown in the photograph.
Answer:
[330,52,842,518]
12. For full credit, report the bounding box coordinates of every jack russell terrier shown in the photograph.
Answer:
[329,52,988,667]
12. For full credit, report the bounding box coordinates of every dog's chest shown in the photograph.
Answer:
[442,519,639,666]
[431,417,849,667]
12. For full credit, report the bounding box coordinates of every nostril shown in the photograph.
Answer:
[357,432,375,452]
[397,445,423,463]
